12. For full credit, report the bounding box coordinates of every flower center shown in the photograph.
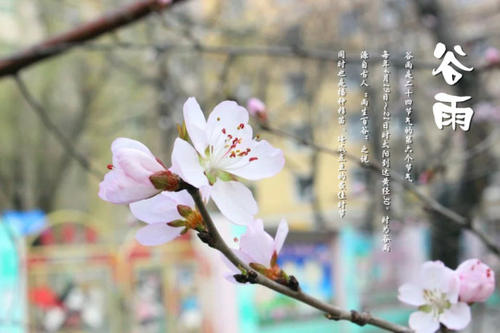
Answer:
[420,289,452,317]
[200,124,259,178]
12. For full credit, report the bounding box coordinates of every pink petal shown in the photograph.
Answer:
[227,140,284,180]
[439,302,471,331]
[98,168,159,204]
[398,283,425,306]
[111,137,154,156]
[210,180,257,226]
[115,149,164,183]
[183,97,208,155]
[171,138,208,188]
[409,311,440,333]
[135,223,183,246]
[129,191,193,224]
[239,219,274,266]
[274,218,289,254]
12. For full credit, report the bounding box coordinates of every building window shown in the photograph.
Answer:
[294,174,314,203]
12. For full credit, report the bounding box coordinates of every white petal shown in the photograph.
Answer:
[171,138,208,188]
[409,311,440,333]
[398,283,426,306]
[439,302,471,331]
[135,223,183,246]
[274,218,289,254]
[210,180,257,226]
[183,97,208,155]
[206,100,249,139]
[129,191,192,224]
[420,261,458,300]
[227,140,284,180]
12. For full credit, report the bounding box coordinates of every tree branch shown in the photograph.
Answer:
[14,75,102,179]
[0,0,187,77]
[186,186,412,333]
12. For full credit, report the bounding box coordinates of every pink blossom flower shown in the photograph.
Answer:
[130,190,196,246]
[398,261,471,333]
[223,218,288,281]
[171,97,284,225]
[99,138,169,204]
[456,259,495,303]
[247,97,268,121]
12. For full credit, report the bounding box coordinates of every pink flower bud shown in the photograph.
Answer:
[247,98,268,121]
[456,259,495,303]
[99,138,166,204]
[485,47,500,66]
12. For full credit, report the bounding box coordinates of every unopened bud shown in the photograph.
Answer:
[149,170,180,191]
[177,205,193,218]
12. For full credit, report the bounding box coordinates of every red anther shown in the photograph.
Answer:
[230,151,236,158]
[107,164,114,170]
[222,128,226,134]
[249,157,258,162]
[237,123,245,129]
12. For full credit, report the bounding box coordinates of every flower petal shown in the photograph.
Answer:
[420,261,459,301]
[183,97,208,155]
[439,302,471,331]
[239,219,274,266]
[227,140,284,180]
[130,190,193,224]
[210,180,257,226]
[98,168,159,204]
[111,137,154,156]
[171,138,208,188]
[274,218,289,254]
[409,311,440,333]
[398,283,425,306]
[115,149,164,183]
[206,101,249,140]
[135,223,183,246]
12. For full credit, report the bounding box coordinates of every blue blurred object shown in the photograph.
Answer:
[0,219,24,333]
[2,210,46,236]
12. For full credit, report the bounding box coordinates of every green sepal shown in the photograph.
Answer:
[167,220,186,228]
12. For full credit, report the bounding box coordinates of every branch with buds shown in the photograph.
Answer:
[185,184,412,333]
[99,97,495,333]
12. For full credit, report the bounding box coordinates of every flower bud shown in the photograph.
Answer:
[177,204,193,218]
[247,98,268,122]
[149,170,180,191]
[456,259,495,303]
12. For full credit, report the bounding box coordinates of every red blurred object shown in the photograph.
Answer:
[30,286,61,309]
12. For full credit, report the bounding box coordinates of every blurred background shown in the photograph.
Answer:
[0,0,499,332]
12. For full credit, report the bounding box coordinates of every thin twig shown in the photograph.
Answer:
[14,75,102,179]
[259,123,500,257]
[0,0,187,77]
[186,186,412,333]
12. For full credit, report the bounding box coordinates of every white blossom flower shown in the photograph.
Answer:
[222,218,289,282]
[171,97,284,225]
[398,261,471,333]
